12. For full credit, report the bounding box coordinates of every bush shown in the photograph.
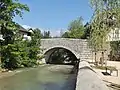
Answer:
[1,28,42,70]
[1,44,22,69]
[110,41,120,61]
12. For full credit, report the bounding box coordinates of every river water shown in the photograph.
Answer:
[0,65,77,90]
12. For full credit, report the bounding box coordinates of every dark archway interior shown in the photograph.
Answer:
[45,48,78,65]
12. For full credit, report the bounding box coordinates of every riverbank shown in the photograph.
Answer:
[0,69,21,79]
[0,64,45,79]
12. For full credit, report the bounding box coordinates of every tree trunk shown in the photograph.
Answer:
[95,52,98,66]
[101,51,104,67]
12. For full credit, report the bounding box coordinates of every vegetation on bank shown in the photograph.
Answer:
[89,0,120,65]
[109,41,120,61]
[0,0,42,70]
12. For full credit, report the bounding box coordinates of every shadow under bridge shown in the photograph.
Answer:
[44,47,80,65]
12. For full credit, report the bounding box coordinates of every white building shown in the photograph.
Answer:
[0,26,31,41]
[107,28,120,41]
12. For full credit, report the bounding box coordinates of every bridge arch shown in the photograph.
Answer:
[43,46,80,63]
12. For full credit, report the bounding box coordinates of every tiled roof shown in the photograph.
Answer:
[18,25,30,33]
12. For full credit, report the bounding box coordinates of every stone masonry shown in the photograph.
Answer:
[41,38,92,62]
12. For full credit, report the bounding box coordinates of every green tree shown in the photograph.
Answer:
[110,41,120,61]
[28,28,41,60]
[21,28,42,67]
[89,0,120,66]
[61,17,85,39]
[0,0,29,69]
[68,17,85,38]
[43,31,51,38]
[61,32,70,38]
[82,22,91,39]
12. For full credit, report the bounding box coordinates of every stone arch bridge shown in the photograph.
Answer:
[41,38,92,62]
[41,38,109,90]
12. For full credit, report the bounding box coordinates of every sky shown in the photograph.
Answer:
[14,0,93,36]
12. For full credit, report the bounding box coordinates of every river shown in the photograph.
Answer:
[0,65,77,90]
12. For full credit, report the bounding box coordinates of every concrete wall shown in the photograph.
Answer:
[76,61,109,90]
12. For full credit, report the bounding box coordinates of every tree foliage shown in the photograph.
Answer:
[109,41,120,61]
[82,22,91,39]
[20,28,41,67]
[61,17,85,39]
[0,0,42,70]
[68,17,85,38]
[42,31,51,38]
[0,0,29,45]
[1,28,42,69]
[62,32,70,38]
[89,0,120,65]
[0,0,29,38]
[90,0,120,51]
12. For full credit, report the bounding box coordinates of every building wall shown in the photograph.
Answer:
[107,28,120,41]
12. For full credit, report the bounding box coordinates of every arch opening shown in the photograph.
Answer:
[44,47,79,65]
